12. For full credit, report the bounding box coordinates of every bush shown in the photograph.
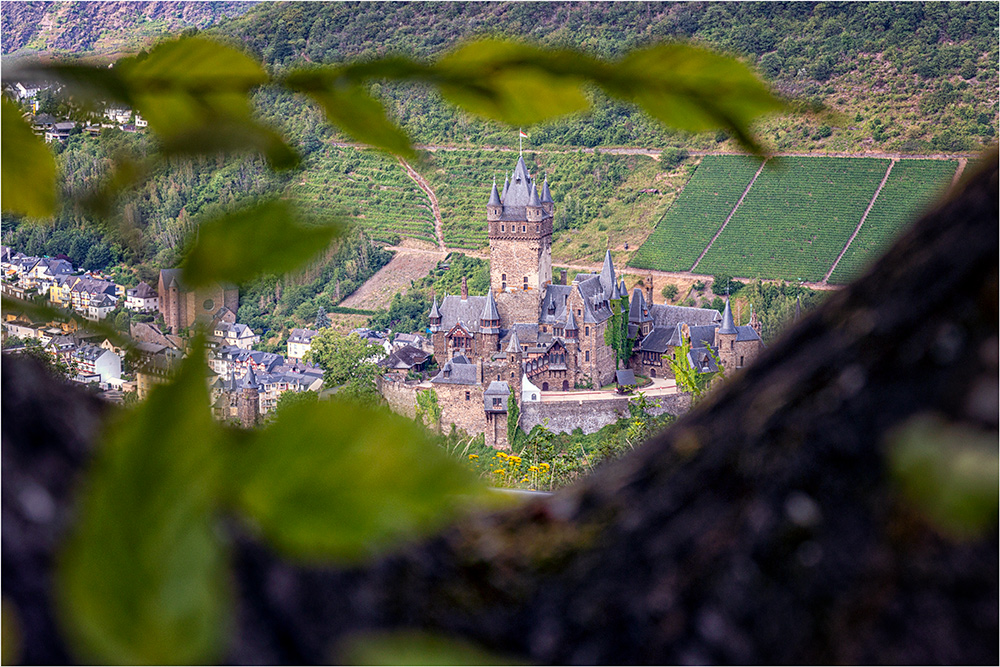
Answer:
[661,283,679,301]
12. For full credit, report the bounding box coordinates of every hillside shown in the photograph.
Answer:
[215,1,997,155]
[0,1,254,59]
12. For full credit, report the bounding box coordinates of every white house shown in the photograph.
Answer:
[73,345,122,386]
[125,282,158,311]
[86,293,118,321]
[287,328,319,360]
[213,322,259,350]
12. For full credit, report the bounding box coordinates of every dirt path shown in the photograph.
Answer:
[397,157,446,250]
[339,244,444,310]
[823,159,897,284]
[691,158,769,273]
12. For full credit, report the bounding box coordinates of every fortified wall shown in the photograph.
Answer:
[378,376,420,420]
[520,392,691,435]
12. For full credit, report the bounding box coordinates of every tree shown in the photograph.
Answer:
[661,283,679,301]
[271,389,319,420]
[507,385,521,451]
[306,329,382,405]
[604,291,632,369]
[314,305,330,329]
[666,336,722,401]
[415,388,441,432]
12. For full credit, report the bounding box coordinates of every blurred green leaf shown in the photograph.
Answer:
[227,400,485,561]
[1,97,57,218]
[339,630,523,666]
[435,39,591,125]
[180,199,341,288]
[889,414,999,538]
[57,339,230,664]
[0,295,133,351]
[605,44,787,154]
[287,72,415,158]
[2,598,22,665]
[117,36,298,169]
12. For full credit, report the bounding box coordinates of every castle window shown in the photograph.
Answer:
[536,224,540,232]
[522,225,526,232]
[730,340,734,350]
[585,326,590,336]
[502,273,506,281]
[465,391,470,401]
[585,350,590,362]
[203,298,215,311]
[740,356,744,367]
[493,397,502,407]
[523,276,528,289]
[541,326,546,333]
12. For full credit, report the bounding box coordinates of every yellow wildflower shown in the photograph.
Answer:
[492,468,505,474]
[540,462,550,469]
[529,466,539,472]
[468,454,479,459]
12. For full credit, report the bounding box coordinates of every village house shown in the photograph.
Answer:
[125,282,158,311]
[287,327,320,361]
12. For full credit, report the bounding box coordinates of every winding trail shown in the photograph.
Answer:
[397,157,446,251]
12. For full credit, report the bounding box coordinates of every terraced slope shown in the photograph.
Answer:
[290,148,436,245]
[828,160,958,284]
[696,157,890,282]
[628,155,763,272]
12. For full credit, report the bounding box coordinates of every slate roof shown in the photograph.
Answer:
[616,369,636,386]
[718,298,738,335]
[289,328,319,344]
[575,273,614,324]
[488,180,501,206]
[379,345,431,369]
[128,282,157,299]
[431,355,479,385]
[689,346,720,373]
[735,325,762,342]
[480,289,500,326]
[649,303,722,330]
[599,250,616,298]
[628,288,654,324]
[438,294,488,333]
[539,284,573,324]
[540,178,553,204]
[240,366,258,390]
[484,380,509,396]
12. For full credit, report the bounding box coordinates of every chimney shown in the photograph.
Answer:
[476,357,483,383]
[461,276,468,299]
[560,269,568,285]
[647,273,654,304]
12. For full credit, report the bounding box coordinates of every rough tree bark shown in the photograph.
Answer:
[3,154,997,665]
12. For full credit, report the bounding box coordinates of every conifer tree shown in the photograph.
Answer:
[315,305,330,329]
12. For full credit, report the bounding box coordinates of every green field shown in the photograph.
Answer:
[828,160,957,284]
[628,155,763,272]
[290,148,436,244]
[694,157,890,282]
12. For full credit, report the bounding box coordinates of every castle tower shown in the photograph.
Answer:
[715,297,739,370]
[479,289,501,354]
[487,156,553,295]
[237,366,260,427]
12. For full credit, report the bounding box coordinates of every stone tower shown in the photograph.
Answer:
[715,298,739,370]
[487,156,553,295]
[237,366,260,427]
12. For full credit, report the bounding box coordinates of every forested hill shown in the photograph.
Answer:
[215,1,997,154]
[0,1,254,58]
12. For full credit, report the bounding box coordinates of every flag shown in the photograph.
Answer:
[519,129,528,138]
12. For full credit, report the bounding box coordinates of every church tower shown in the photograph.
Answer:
[486,156,553,295]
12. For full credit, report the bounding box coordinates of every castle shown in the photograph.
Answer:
[410,154,764,447]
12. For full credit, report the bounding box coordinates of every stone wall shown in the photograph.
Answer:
[496,290,541,325]
[379,377,420,419]
[436,383,486,438]
[520,392,691,435]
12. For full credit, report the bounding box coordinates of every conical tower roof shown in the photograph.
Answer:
[501,176,509,200]
[240,366,258,390]
[540,176,553,204]
[506,327,521,353]
[718,298,738,335]
[480,289,500,321]
[429,295,441,319]
[600,249,616,297]
[565,308,578,331]
[488,178,501,206]
[528,183,541,207]
[512,155,531,184]
[619,279,628,299]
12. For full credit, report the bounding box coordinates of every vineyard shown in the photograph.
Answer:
[417,148,684,260]
[693,157,890,282]
[289,148,437,245]
[628,155,762,272]
[828,159,958,284]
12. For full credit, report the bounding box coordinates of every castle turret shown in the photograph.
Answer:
[237,366,260,427]
[429,296,442,333]
[479,289,501,353]
[540,176,554,216]
[487,178,502,221]
[716,297,739,369]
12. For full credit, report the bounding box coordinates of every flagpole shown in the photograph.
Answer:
[519,128,522,156]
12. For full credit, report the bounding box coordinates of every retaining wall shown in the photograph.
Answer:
[520,391,690,435]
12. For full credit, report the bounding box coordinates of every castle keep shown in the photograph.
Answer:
[413,154,764,446]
